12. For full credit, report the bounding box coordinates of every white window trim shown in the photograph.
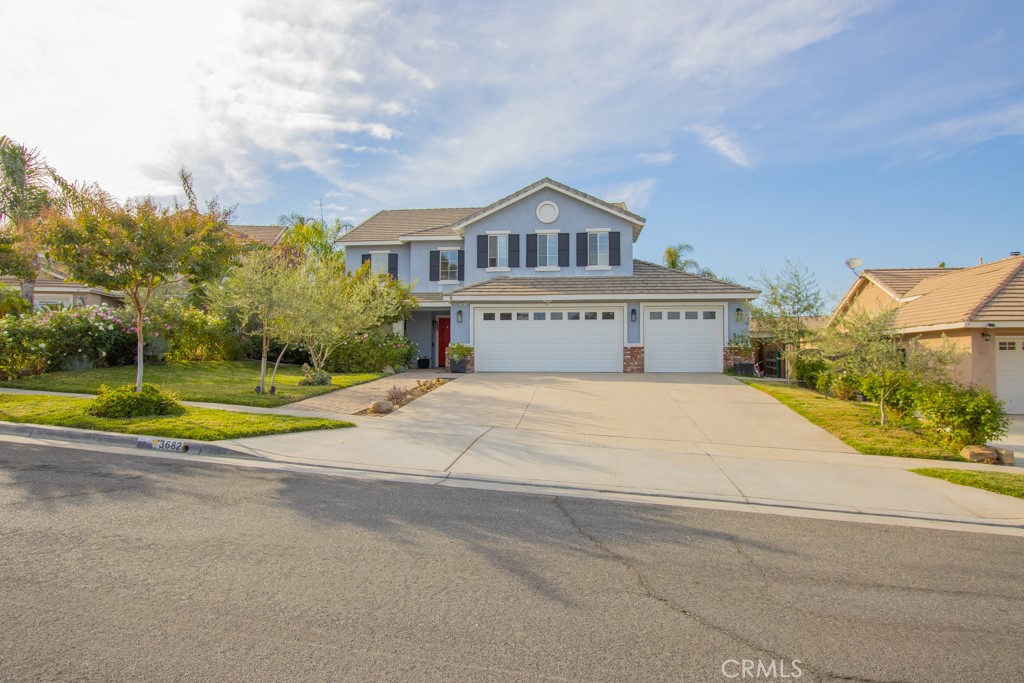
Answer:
[369,250,391,254]
[535,231,560,270]
[487,233,509,269]
[535,266,561,272]
[535,229,559,234]
[438,248,460,282]
[438,280,460,285]
[586,265,612,271]
[486,267,511,273]
[585,227,611,233]
[485,230,511,235]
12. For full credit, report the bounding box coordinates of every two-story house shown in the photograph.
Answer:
[338,178,757,373]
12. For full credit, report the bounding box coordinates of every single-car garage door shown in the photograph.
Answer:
[474,307,623,372]
[996,337,1024,414]
[644,306,724,372]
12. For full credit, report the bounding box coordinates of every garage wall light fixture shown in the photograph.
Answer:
[982,323,996,341]
[456,310,463,323]
[630,309,637,323]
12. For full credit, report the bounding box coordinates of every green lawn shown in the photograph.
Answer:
[913,468,1024,500]
[741,379,961,460]
[0,361,383,407]
[0,393,351,441]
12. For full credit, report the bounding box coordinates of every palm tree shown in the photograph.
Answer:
[663,242,700,273]
[0,136,74,302]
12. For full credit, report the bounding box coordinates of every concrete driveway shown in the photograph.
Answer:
[227,373,1024,533]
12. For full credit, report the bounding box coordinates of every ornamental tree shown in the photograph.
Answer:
[44,170,239,391]
[751,259,826,381]
[285,258,416,373]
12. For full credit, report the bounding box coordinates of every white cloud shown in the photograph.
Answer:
[0,0,881,207]
[638,152,675,165]
[602,178,658,212]
[689,126,753,168]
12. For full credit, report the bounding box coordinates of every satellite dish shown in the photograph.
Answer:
[845,257,863,271]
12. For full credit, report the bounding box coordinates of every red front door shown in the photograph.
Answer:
[437,316,451,368]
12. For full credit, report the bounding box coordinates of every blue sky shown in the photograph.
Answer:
[2,0,1022,301]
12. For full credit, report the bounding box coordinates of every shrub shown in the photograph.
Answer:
[385,385,408,403]
[916,382,1012,449]
[0,288,31,317]
[87,383,186,418]
[793,354,829,389]
[328,331,418,373]
[297,363,332,386]
[144,298,244,362]
[0,305,138,376]
[860,373,920,419]
[447,343,473,362]
[831,371,860,401]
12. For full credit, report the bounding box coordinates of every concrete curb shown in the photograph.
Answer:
[0,420,260,459]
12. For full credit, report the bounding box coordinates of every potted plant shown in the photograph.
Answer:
[447,343,473,373]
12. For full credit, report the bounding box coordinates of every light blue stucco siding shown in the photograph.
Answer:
[450,303,471,344]
[350,244,412,283]
[404,310,435,367]
[626,302,642,344]
[408,240,465,293]
[461,187,635,284]
[725,300,752,343]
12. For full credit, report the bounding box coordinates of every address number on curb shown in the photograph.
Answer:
[136,437,190,453]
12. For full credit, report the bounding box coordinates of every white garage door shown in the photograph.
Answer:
[996,337,1024,414]
[474,307,623,372]
[644,307,724,372]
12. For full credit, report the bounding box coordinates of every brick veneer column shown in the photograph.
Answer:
[723,348,755,367]
[623,347,645,373]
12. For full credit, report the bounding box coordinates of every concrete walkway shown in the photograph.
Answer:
[285,368,449,415]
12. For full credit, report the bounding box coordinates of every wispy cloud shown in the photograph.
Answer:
[602,178,658,212]
[689,126,753,168]
[638,152,675,165]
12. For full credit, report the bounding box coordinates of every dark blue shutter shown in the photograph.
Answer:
[609,232,621,266]
[508,234,520,268]
[477,235,488,268]
[388,253,398,279]
[526,234,538,268]
[361,253,370,266]
[429,250,440,281]
[457,250,465,281]
[558,233,569,267]
[576,233,587,267]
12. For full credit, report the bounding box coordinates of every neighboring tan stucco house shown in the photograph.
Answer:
[0,224,285,310]
[829,254,1024,414]
[338,177,758,373]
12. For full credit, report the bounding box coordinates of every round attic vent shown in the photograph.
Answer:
[536,200,559,224]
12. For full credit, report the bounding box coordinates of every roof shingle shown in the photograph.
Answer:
[338,208,479,243]
[447,260,757,300]
[229,225,286,247]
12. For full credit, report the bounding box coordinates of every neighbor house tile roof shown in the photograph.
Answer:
[447,260,757,300]
[890,255,1024,327]
[863,268,959,297]
[230,225,287,247]
[337,208,480,243]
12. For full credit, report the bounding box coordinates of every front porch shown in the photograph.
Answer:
[402,306,453,369]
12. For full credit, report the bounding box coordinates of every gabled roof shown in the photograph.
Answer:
[448,178,646,242]
[447,260,757,301]
[337,208,479,244]
[831,255,1024,330]
[863,268,957,298]
[229,224,287,247]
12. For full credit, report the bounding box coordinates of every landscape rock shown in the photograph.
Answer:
[369,400,394,414]
[960,445,998,464]
[995,448,1016,466]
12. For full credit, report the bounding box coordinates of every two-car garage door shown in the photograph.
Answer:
[472,305,724,373]
[474,308,623,372]
[996,337,1024,414]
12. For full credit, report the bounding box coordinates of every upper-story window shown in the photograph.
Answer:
[588,232,609,267]
[439,249,459,281]
[537,233,558,267]
[488,234,508,268]
[370,252,390,275]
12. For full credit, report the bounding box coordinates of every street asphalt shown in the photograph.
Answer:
[1,441,1022,682]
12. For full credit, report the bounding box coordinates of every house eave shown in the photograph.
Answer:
[446,292,758,303]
